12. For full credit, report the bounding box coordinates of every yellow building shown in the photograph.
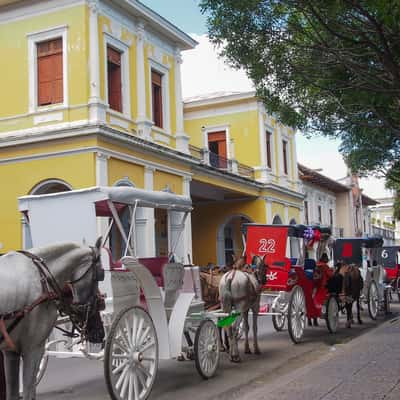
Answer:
[0,1,303,267]
[184,92,303,265]
[0,0,197,257]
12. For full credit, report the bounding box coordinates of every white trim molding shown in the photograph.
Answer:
[27,25,69,114]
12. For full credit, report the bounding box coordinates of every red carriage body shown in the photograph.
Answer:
[377,246,400,281]
[244,224,332,320]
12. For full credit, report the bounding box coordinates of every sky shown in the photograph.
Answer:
[141,0,392,199]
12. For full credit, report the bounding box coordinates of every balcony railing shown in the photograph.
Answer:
[188,145,255,179]
[372,225,395,240]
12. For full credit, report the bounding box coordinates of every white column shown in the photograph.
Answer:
[136,22,152,139]
[88,0,105,123]
[284,205,289,224]
[96,152,109,242]
[257,103,268,183]
[265,199,272,223]
[141,166,155,256]
[292,130,299,188]
[174,48,190,153]
[183,176,192,263]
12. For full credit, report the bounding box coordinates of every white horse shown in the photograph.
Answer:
[219,255,266,362]
[0,238,103,400]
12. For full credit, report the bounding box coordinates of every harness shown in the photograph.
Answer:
[0,248,100,352]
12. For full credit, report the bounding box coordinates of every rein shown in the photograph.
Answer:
[0,248,99,352]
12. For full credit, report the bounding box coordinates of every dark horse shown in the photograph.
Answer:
[327,263,363,328]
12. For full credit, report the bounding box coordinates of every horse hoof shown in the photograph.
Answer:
[244,348,252,354]
[230,355,241,363]
[358,319,363,325]
[346,322,351,328]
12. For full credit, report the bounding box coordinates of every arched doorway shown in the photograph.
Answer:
[217,215,252,266]
[272,215,283,224]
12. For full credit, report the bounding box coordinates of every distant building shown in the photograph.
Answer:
[299,165,378,239]
[370,197,399,245]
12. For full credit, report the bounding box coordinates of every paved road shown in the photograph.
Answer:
[36,305,396,400]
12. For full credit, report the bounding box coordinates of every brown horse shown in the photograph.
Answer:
[219,255,266,362]
[328,263,363,328]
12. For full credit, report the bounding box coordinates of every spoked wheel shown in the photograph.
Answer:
[288,286,306,344]
[194,319,220,379]
[272,312,286,331]
[104,306,158,400]
[325,296,339,334]
[367,280,379,320]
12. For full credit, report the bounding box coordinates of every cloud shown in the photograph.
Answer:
[181,34,254,98]
[181,35,390,199]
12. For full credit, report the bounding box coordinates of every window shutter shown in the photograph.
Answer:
[107,47,122,113]
[37,38,63,106]
[151,70,163,128]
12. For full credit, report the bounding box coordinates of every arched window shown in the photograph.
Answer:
[30,179,72,195]
[272,215,283,225]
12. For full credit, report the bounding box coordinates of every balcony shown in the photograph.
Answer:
[189,145,254,180]
[372,225,395,241]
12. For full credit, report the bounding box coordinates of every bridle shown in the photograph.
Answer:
[0,247,103,351]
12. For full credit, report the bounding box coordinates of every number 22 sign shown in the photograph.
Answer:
[258,238,276,254]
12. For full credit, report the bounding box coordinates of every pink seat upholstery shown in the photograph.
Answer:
[139,257,169,287]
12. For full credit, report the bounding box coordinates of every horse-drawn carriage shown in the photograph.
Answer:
[243,224,339,344]
[376,246,400,302]
[17,186,222,400]
[333,237,391,319]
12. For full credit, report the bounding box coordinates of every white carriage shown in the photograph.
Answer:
[18,186,221,400]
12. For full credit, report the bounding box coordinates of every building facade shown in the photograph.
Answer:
[0,1,304,267]
[299,165,377,239]
[184,92,303,266]
[370,197,398,245]
[0,0,197,258]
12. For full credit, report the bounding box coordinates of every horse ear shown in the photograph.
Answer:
[95,236,103,250]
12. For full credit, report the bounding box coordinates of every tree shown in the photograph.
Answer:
[200,0,400,204]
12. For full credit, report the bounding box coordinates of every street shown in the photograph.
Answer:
[36,305,397,400]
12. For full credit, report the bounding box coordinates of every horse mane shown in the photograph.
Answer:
[33,242,92,270]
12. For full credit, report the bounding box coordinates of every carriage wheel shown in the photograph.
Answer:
[325,296,339,334]
[104,306,158,400]
[367,281,379,320]
[396,277,400,303]
[288,286,306,344]
[194,319,220,379]
[272,313,286,331]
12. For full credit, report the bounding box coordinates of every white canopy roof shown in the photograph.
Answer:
[19,186,192,212]
[18,186,192,248]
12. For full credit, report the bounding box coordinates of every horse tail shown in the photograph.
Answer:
[220,276,233,313]
[343,272,352,297]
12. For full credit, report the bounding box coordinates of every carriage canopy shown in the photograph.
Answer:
[18,186,192,248]
[333,237,384,265]
[376,246,400,269]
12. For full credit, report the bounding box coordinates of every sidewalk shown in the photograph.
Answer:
[245,315,400,400]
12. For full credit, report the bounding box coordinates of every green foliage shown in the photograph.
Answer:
[200,0,400,201]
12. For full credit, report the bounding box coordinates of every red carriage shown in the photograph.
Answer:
[376,246,400,302]
[243,224,339,344]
